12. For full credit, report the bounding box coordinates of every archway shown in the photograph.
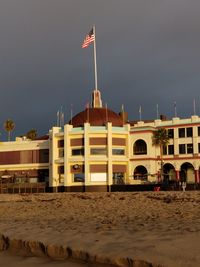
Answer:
[133,165,148,181]
[163,163,176,185]
[180,162,195,183]
[133,140,147,155]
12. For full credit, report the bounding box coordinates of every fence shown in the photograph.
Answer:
[0,182,46,194]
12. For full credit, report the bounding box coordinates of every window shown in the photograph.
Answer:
[113,173,125,185]
[112,148,125,155]
[179,144,186,154]
[74,173,85,182]
[168,145,174,155]
[72,148,84,156]
[133,140,147,155]
[58,166,64,174]
[186,127,193,137]
[187,144,193,154]
[58,140,64,147]
[163,146,167,155]
[179,128,185,138]
[199,143,200,153]
[91,173,107,182]
[168,129,174,138]
[90,148,107,155]
[198,127,200,136]
[58,148,64,158]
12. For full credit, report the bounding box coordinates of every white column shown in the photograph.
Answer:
[107,122,113,186]
[64,124,73,187]
[84,123,90,186]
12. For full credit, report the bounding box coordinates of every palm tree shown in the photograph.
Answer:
[152,128,170,182]
[26,129,37,140]
[4,119,15,141]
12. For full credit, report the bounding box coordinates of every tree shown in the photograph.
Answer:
[4,119,15,141]
[26,129,37,140]
[152,128,170,182]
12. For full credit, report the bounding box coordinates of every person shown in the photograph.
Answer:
[182,181,186,192]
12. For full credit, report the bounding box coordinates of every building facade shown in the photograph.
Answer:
[1,90,200,192]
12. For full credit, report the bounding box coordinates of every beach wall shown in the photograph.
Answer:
[0,234,161,267]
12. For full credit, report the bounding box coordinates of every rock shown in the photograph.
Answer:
[0,235,9,251]
[46,244,68,260]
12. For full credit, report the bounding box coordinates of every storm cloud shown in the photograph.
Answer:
[0,0,200,140]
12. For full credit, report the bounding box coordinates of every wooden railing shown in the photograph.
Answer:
[0,182,46,194]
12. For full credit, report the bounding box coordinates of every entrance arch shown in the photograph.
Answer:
[163,163,176,184]
[133,165,148,181]
[180,162,195,183]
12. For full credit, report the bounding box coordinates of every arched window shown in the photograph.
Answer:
[133,140,147,155]
[133,166,148,180]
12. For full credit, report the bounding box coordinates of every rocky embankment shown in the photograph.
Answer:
[0,234,160,267]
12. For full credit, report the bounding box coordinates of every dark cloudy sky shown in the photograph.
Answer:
[0,0,200,140]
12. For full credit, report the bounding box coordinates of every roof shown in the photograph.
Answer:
[35,135,49,140]
[69,107,124,127]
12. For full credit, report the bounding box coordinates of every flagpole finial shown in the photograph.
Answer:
[92,89,102,108]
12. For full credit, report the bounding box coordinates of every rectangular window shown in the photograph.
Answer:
[58,166,64,174]
[90,148,107,155]
[168,145,174,155]
[58,148,64,158]
[74,173,85,182]
[178,128,185,138]
[113,173,125,184]
[199,143,200,153]
[186,127,193,137]
[163,146,167,155]
[91,173,107,182]
[168,129,174,139]
[187,144,193,154]
[112,148,125,155]
[198,127,200,136]
[58,140,64,148]
[179,144,186,154]
[72,148,84,156]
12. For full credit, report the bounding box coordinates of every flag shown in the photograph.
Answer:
[82,28,95,48]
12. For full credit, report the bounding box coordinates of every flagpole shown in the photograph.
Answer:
[174,101,177,117]
[70,104,73,125]
[156,104,159,119]
[57,110,59,126]
[93,25,98,91]
[139,106,142,121]
[193,99,196,115]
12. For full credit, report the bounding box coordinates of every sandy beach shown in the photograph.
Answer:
[0,191,200,267]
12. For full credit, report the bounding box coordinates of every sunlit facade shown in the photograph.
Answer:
[1,89,200,192]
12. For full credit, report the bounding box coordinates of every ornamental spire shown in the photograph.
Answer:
[92,89,102,108]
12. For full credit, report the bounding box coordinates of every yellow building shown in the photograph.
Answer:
[49,89,130,192]
[1,89,200,192]
[0,136,49,193]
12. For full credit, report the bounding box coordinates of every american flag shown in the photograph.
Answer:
[82,28,95,48]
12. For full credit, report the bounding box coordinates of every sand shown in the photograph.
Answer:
[0,191,200,267]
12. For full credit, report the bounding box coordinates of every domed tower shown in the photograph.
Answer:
[69,89,124,127]
[49,88,130,192]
